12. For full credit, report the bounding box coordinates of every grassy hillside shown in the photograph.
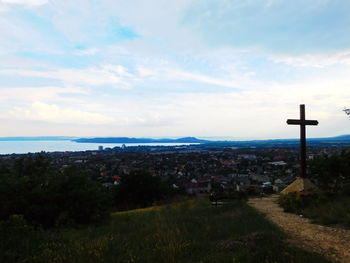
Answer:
[279,192,350,227]
[2,198,331,263]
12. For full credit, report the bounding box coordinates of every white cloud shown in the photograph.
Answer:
[9,101,114,125]
[135,65,240,88]
[1,0,48,6]
[162,68,236,88]
[0,86,88,104]
[0,60,243,90]
[0,65,134,88]
[182,0,350,54]
[0,3,8,11]
[46,0,199,50]
[137,66,156,77]
[148,73,350,138]
[272,50,350,68]
[0,0,349,138]
[75,48,99,56]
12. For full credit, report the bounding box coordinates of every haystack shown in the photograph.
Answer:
[280,177,318,195]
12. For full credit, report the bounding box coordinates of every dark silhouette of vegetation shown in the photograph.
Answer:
[309,150,350,194]
[279,150,350,227]
[0,155,111,228]
[0,215,39,263]
[0,154,179,229]
[344,107,350,116]
[112,170,176,210]
[0,199,331,263]
[279,192,350,227]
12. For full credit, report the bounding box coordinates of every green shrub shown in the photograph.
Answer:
[0,199,331,263]
[0,215,40,263]
[279,192,350,227]
[112,170,176,210]
[278,192,304,213]
[0,161,111,228]
[303,196,350,226]
[309,150,350,193]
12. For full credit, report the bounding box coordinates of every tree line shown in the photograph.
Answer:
[309,149,350,194]
[0,154,177,228]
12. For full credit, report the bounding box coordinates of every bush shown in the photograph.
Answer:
[309,150,350,193]
[0,160,111,228]
[112,170,176,210]
[0,199,332,263]
[0,215,39,263]
[47,166,112,227]
[278,192,303,213]
[279,192,350,227]
[302,196,350,226]
[279,192,320,213]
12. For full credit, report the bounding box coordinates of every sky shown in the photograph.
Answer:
[0,0,349,139]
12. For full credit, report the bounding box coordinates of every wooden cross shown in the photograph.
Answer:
[287,104,318,178]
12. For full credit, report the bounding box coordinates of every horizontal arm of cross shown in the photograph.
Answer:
[287,119,318,125]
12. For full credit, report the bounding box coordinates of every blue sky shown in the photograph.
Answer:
[0,0,349,138]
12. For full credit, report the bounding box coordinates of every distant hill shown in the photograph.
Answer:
[326,134,350,140]
[200,134,350,148]
[73,137,210,144]
[72,135,350,146]
[1,134,349,146]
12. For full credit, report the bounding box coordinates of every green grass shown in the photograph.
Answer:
[279,192,350,227]
[1,198,332,263]
[302,196,350,226]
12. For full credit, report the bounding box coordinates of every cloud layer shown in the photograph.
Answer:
[10,101,114,125]
[0,0,349,137]
[1,0,48,6]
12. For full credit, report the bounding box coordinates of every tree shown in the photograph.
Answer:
[0,158,111,228]
[344,107,350,116]
[48,166,111,226]
[112,170,174,210]
[309,150,350,194]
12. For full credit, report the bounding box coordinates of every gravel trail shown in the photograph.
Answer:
[249,195,350,263]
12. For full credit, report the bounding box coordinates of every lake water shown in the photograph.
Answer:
[0,141,197,155]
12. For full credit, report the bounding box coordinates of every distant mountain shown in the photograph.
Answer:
[73,137,210,144]
[326,134,350,140]
[1,134,349,146]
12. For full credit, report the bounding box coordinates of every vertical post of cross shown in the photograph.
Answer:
[299,104,306,178]
[287,104,318,178]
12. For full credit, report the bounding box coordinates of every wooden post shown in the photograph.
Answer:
[300,105,306,178]
[287,104,318,178]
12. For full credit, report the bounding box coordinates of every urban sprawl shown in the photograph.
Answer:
[1,143,343,195]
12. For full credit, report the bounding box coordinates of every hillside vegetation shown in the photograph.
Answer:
[1,198,331,263]
[0,155,176,228]
[279,150,350,227]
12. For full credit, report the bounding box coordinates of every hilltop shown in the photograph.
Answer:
[73,136,209,144]
[2,198,331,263]
[72,135,350,147]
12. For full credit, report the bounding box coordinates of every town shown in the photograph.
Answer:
[1,143,343,196]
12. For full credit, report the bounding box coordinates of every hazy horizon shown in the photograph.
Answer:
[0,133,348,141]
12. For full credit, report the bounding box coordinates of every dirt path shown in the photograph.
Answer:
[249,195,350,263]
